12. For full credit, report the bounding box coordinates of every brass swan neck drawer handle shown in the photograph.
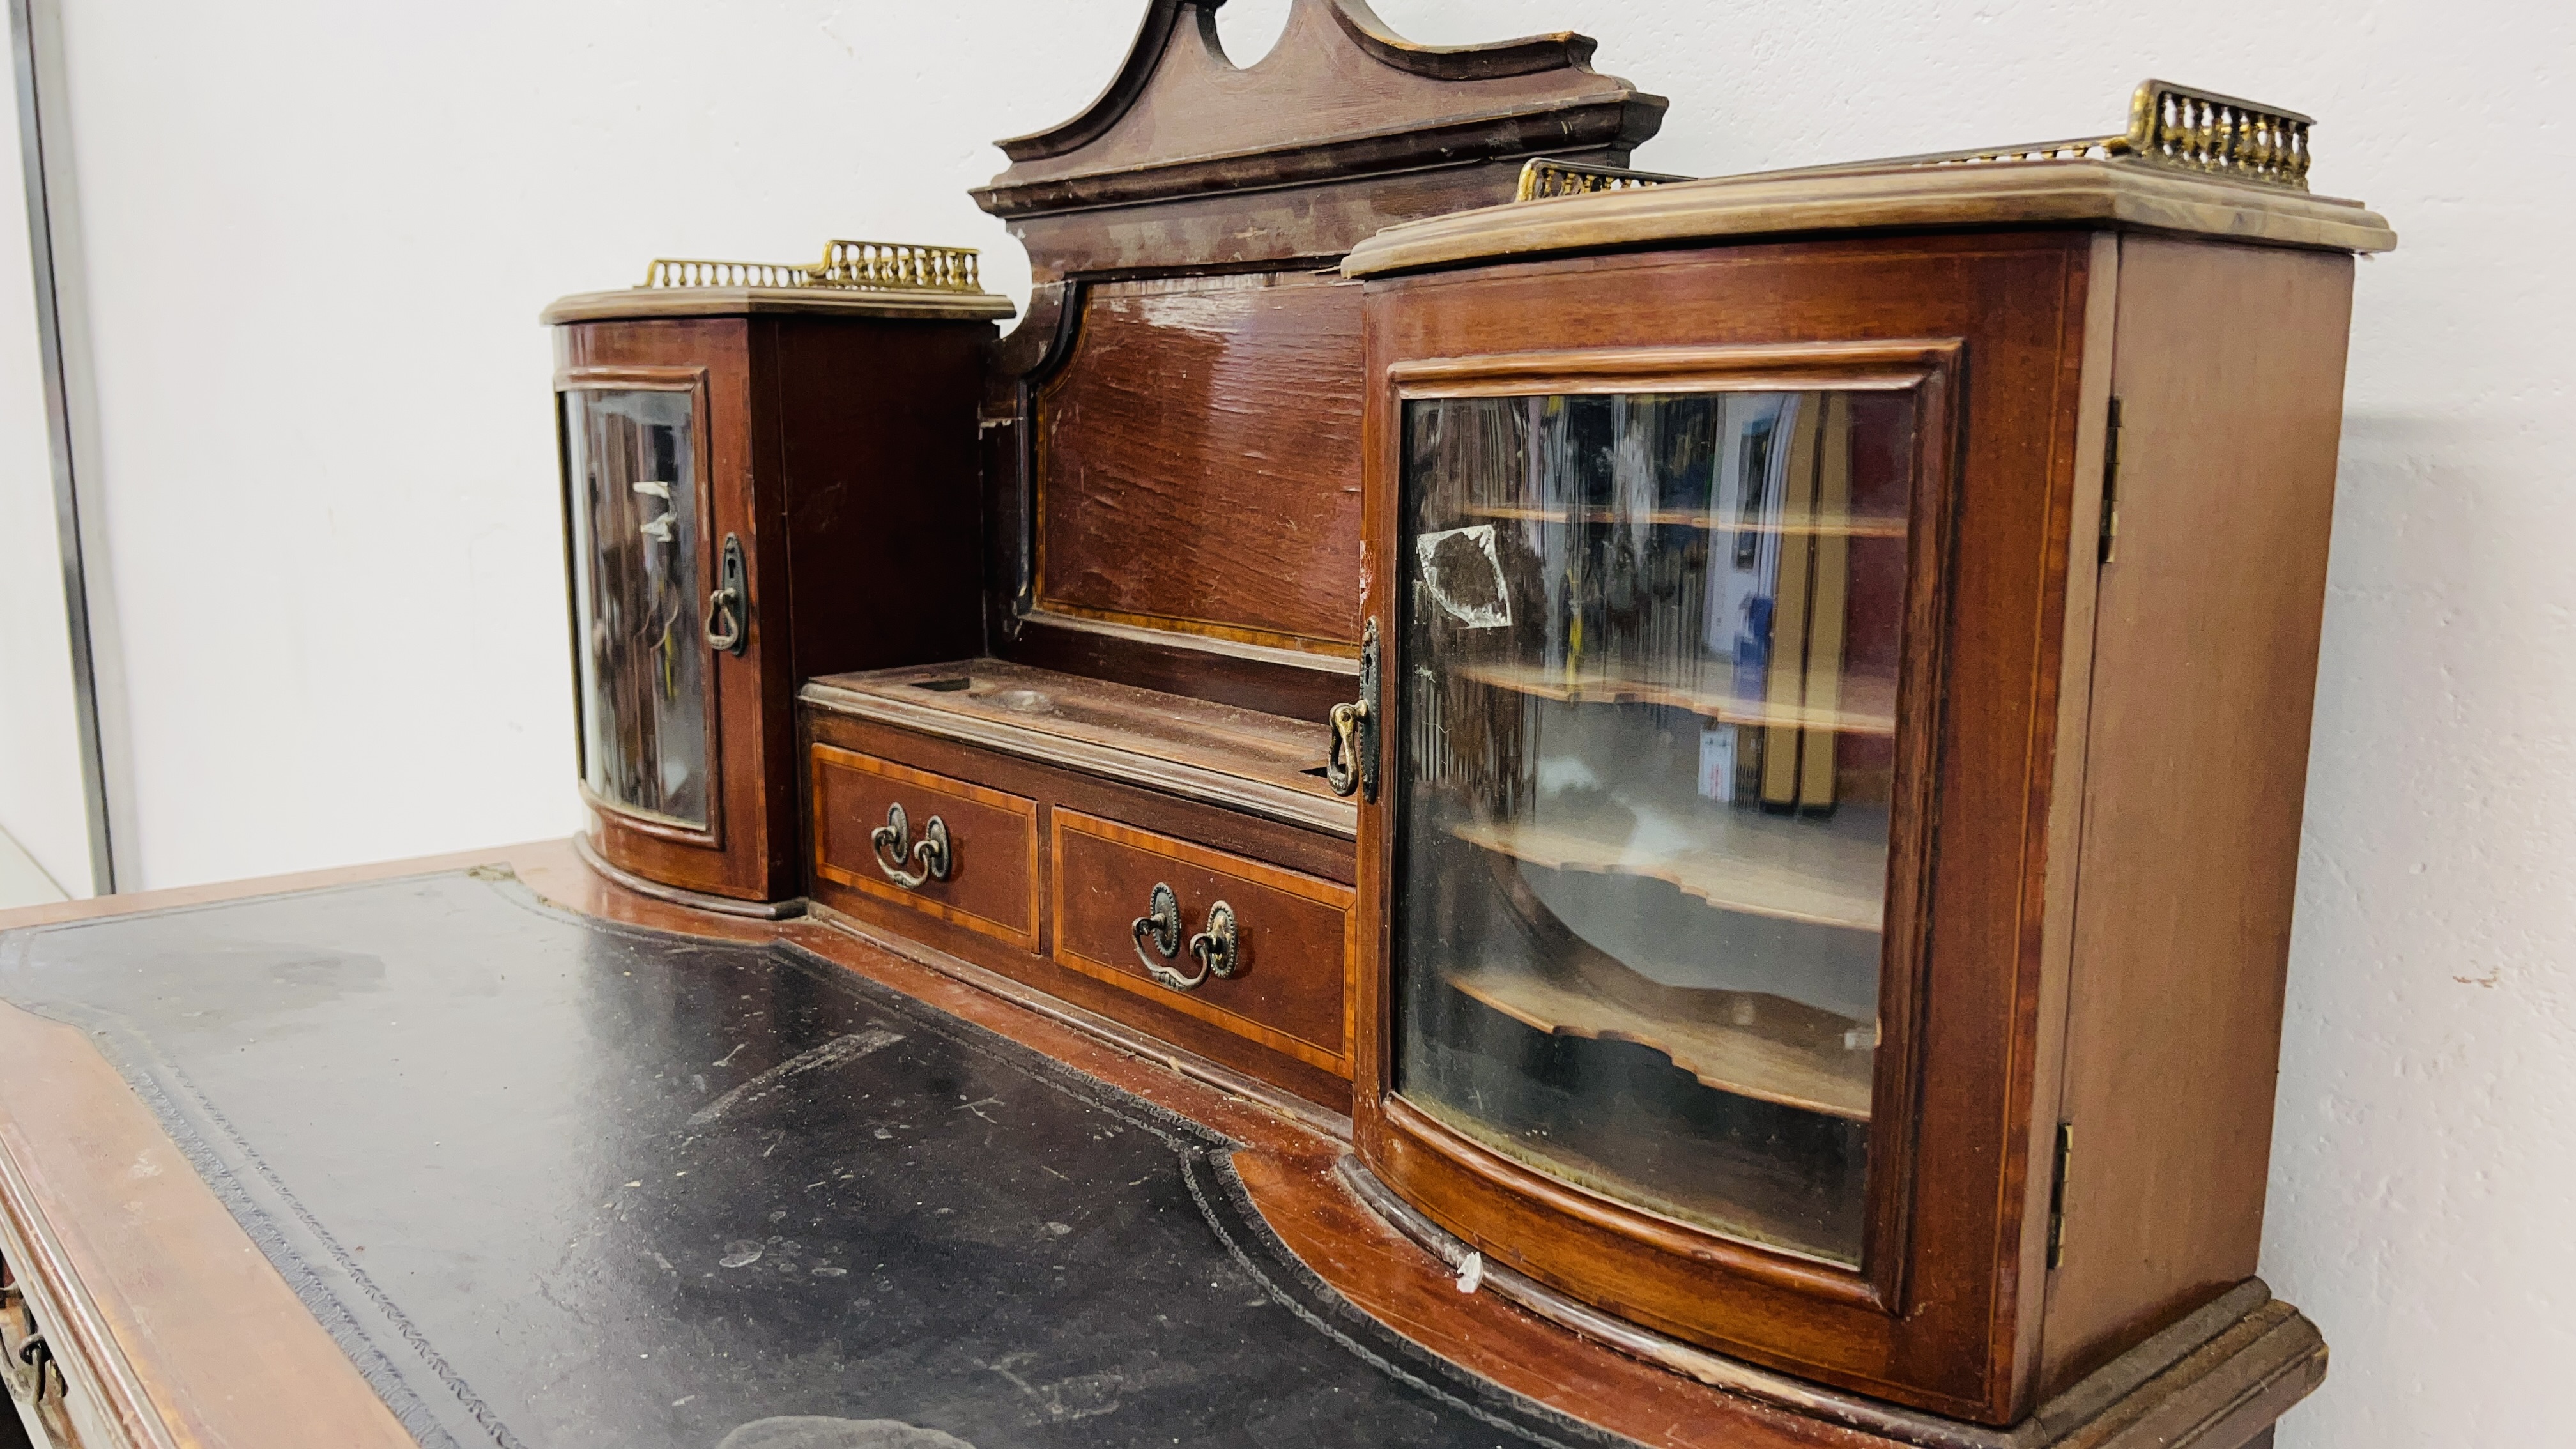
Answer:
[1133,882,1183,979]
[1133,884,1239,992]
[1325,702,1367,797]
[703,586,743,653]
[703,533,750,656]
[868,802,951,889]
[1324,618,1379,801]
[1189,900,1238,981]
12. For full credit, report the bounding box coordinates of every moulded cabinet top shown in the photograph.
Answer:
[1341,157,2396,279]
[540,287,1016,326]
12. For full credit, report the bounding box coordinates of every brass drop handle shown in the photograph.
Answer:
[1133,882,1183,980]
[703,533,749,656]
[1324,619,1380,801]
[703,588,742,653]
[17,1328,55,1404]
[1325,702,1368,797]
[1188,900,1239,981]
[868,802,951,889]
[1133,884,1240,992]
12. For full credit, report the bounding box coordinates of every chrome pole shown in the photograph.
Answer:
[8,0,112,894]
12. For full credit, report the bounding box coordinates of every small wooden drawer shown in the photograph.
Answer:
[1051,809,1355,1078]
[811,744,1039,949]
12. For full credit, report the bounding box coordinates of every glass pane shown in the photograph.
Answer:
[1392,389,1916,1267]
[564,388,710,829]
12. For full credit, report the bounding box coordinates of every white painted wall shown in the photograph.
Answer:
[3,0,2564,1441]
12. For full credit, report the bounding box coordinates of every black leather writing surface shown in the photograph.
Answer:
[0,872,1630,1449]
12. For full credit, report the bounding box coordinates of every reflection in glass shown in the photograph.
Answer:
[564,388,709,829]
[1392,390,1917,1266]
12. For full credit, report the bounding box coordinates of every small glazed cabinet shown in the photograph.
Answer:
[546,275,1013,913]
[1343,158,2393,1424]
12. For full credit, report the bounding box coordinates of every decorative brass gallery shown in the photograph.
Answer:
[642,239,988,293]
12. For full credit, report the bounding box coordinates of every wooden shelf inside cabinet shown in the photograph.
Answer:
[1450,803,1887,931]
[1443,961,1874,1120]
[1459,503,1910,539]
[1457,660,1899,737]
[800,660,1355,838]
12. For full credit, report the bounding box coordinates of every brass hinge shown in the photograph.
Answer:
[2098,397,2123,565]
[2046,1122,2074,1269]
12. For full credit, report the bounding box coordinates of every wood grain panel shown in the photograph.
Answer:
[799,709,1358,1109]
[1002,613,1357,723]
[2008,229,2122,1405]
[1052,810,1356,1076]
[2036,237,2358,1396]
[769,315,992,694]
[810,744,1040,949]
[1035,272,1365,652]
[802,659,1351,837]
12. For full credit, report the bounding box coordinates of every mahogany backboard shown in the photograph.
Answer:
[1034,272,1365,654]
[979,0,1664,708]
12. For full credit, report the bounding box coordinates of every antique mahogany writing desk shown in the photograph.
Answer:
[0,5,2391,1447]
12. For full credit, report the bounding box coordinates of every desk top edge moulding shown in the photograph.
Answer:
[0,14,2390,1449]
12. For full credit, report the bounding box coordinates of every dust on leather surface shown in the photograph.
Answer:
[0,870,1633,1449]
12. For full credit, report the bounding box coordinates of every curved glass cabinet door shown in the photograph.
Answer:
[1392,388,1917,1267]
[563,387,710,831]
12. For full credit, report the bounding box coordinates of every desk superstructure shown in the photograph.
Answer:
[0,6,2388,1446]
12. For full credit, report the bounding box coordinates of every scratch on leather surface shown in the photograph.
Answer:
[689,1029,906,1125]
[717,1418,977,1449]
